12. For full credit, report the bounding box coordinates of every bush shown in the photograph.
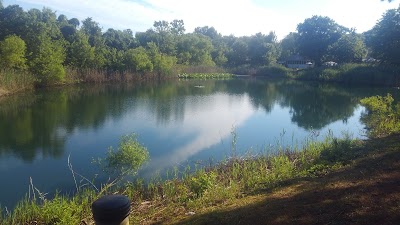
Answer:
[99,134,149,178]
[360,94,400,137]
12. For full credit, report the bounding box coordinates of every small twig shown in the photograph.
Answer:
[29,177,35,200]
[68,154,79,193]
[72,171,99,192]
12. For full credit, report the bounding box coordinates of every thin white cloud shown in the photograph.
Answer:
[6,0,399,39]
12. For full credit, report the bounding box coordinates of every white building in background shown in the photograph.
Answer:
[283,55,314,69]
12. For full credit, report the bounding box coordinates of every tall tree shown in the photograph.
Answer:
[176,34,214,66]
[81,17,103,47]
[366,6,400,64]
[247,32,278,65]
[297,16,348,65]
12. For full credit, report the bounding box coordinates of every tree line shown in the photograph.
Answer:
[0,1,399,85]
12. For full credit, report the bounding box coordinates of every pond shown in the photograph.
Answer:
[0,78,397,209]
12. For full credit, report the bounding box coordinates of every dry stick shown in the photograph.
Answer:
[71,170,99,192]
[29,177,35,200]
[68,154,79,193]
[29,177,47,202]
[68,154,99,192]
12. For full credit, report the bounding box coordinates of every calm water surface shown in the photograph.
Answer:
[0,78,397,209]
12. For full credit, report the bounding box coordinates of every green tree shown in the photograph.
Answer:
[65,31,95,68]
[103,28,137,51]
[247,32,278,65]
[228,39,248,66]
[176,34,215,66]
[98,134,149,178]
[194,26,220,40]
[146,42,176,76]
[0,35,27,70]
[328,33,367,63]
[29,34,66,84]
[124,47,153,72]
[152,20,176,55]
[279,32,299,60]
[366,6,400,64]
[68,18,80,28]
[81,17,103,47]
[0,5,29,40]
[297,16,348,65]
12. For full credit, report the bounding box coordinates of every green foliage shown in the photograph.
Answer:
[0,35,27,70]
[189,171,217,197]
[124,47,153,72]
[366,6,400,64]
[100,134,149,177]
[296,63,400,86]
[360,94,400,137]
[65,31,95,68]
[255,64,292,77]
[29,35,66,84]
[297,16,348,65]
[279,32,298,60]
[146,42,177,75]
[176,34,215,66]
[328,33,367,63]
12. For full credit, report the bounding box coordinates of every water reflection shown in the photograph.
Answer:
[1,78,398,209]
[146,93,255,172]
[0,79,396,163]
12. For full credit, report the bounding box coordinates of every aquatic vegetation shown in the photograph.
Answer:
[178,72,234,79]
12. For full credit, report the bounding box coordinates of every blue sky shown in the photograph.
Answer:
[3,0,398,39]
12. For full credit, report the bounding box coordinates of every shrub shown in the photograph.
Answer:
[360,94,400,137]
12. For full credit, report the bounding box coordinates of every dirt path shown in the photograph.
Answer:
[170,135,400,225]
